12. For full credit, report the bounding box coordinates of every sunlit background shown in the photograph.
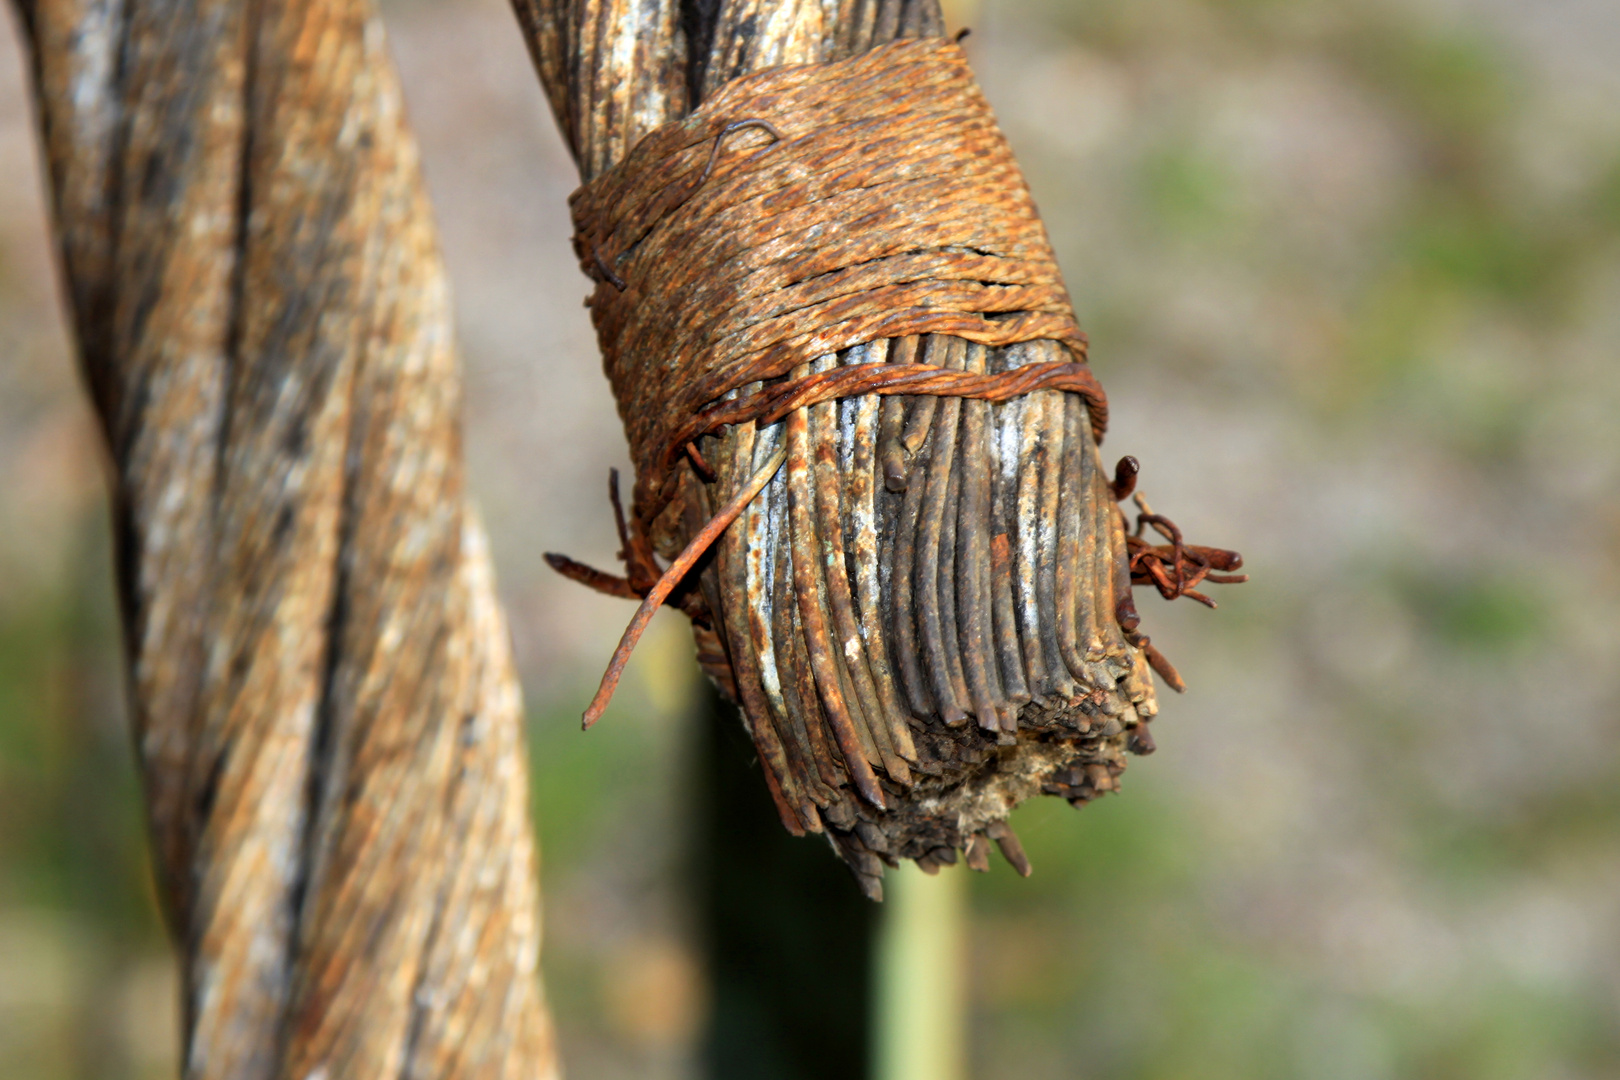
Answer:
[3,0,1619,1075]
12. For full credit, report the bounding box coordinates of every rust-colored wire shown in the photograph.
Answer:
[571,39,1100,532]
[581,444,787,728]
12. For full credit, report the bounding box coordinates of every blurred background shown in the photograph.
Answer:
[2,0,1618,1075]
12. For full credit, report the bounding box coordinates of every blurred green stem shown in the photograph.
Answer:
[874,862,968,1080]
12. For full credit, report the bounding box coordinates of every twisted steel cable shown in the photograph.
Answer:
[13,0,558,1074]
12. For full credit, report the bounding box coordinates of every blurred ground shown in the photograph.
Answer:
[2,0,1618,1076]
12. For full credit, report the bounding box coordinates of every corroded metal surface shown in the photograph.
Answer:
[516,0,1243,899]
[571,39,1097,529]
[14,0,557,1072]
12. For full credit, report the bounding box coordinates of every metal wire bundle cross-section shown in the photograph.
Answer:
[539,29,1246,899]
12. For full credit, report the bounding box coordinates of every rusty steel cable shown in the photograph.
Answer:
[12,0,558,1074]
[512,0,1245,898]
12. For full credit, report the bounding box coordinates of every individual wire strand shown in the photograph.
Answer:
[1011,380,1052,700]
[786,363,887,809]
[955,341,1007,734]
[811,353,911,783]
[914,336,969,726]
[844,342,920,766]
[1057,391,1111,694]
[887,351,937,720]
[773,467,847,797]
[1032,376,1078,702]
[1091,443,1133,684]
[581,440,786,728]
[1055,390,1093,691]
[987,353,1031,713]
[716,408,818,833]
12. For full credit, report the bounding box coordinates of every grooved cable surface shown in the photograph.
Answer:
[12,0,558,1074]
[570,38,1103,529]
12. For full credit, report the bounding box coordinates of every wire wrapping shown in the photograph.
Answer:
[571,39,1102,531]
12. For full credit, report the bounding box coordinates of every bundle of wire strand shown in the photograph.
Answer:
[548,36,1245,898]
